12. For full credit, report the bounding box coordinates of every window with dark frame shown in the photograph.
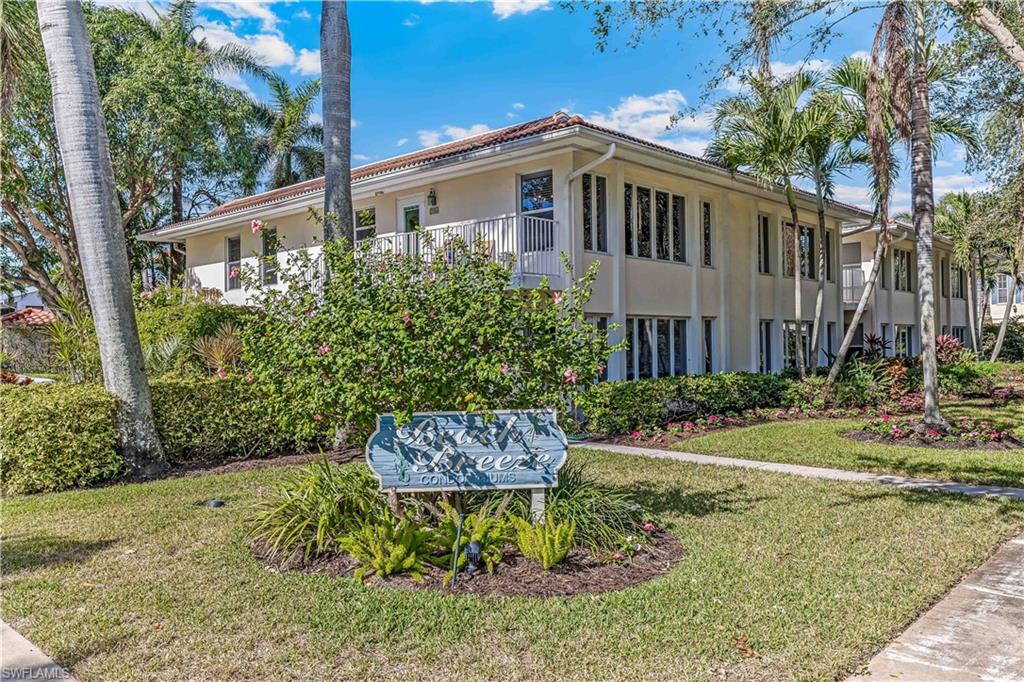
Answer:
[625,318,635,380]
[226,236,241,291]
[701,201,713,267]
[759,319,773,372]
[624,316,688,380]
[636,186,652,258]
[520,171,554,220]
[354,208,376,242]
[825,230,834,281]
[582,174,608,253]
[894,249,912,291]
[782,224,816,278]
[585,315,610,381]
[261,227,278,286]
[655,190,670,260]
[757,215,771,274]
[940,257,949,297]
[624,183,634,256]
[672,195,686,262]
[702,317,714,373]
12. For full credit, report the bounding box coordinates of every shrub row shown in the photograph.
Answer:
[0,376,318,495]
[576,372,792,435]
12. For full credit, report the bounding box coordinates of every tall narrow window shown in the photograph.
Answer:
[636,186,652,258]
[782,223,796,276]
[624,183,634,256]
[701,201,713,267]
[880,323,890,355]
[759,319,773,372]
[757,215,771,274]
[894,249,912,291]
[638,318,653,378]
[895,325,912,357]
[625,318,635,380]
[825,230,834,281]
[673,319,687,375]
[656,318,671,376]
[994,274,1010,304]
[880,252,889,289]
[581,174,608,253]
[262,227,278,285]
[586,315,609,381]
[225,236,241,291]
[582,174,593,251]
[951,266,964,298]
[799,226,816,279]
[783,321,813,368]
[940,257,949,297]
[655,190,670,260]
[595,175,607,252]
[671,195,686,262]
[702,317,714,373]
[354,208,376,242]
[826,321,835,357]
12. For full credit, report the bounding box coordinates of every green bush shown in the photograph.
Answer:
[512,514,575,570]
[984,323,1024,362]
[0,383,122,495]
[150,375,320,463]
[136,302,250,375]
[340,512,435,582]
[577,372,791,434]
[431,502,512,578]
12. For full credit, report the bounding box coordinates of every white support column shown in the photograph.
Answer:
[608,161,628,381]
[749,202,760,371]
[688,193,702,373]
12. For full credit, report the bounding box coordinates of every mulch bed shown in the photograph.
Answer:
[846,431,1024,451]
[254,530,686,598]
[170,447,363,479]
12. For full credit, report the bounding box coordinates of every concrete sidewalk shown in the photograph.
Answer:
[1,621,75,681]
[849,532,1024,681]
[575,441,1024,500]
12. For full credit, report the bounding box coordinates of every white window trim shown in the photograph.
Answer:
[225,234,242,292]
[622,181,690,266]
[397,194,425,233]
[582,173,609,255]
[625,315,689,379]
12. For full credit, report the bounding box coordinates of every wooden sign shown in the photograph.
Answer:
[365,410,568,492]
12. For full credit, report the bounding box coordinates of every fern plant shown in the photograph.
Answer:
[431,502,512,578]
[511,514,576,570]
[341,512,434,582]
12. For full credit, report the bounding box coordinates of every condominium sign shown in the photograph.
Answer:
[365,410,568,492]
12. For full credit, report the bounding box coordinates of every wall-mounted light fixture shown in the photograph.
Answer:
[427,188,438,207]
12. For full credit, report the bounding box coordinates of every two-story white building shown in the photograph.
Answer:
[141,111,964,379]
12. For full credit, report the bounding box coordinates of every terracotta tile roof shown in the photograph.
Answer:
[1,307,56,327]
[150,110,872,234]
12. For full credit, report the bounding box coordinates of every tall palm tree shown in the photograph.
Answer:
[320,0,353,244]
[252,75,325,189]
[935,191,985,349]
[36,0,167,476]
[707,71,826,378]
[1,0,40,110]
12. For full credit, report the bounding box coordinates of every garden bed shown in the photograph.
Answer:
[846,430,1023,451]
[254,530,685,598]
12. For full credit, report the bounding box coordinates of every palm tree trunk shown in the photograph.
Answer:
[966,258,980,351]
[826,226,889,387]
[320,0,353,244]
[910,0,944,427]
[990,269,1018,361]
[785,182,806,379]
[36,0,167,476]
[809,180,827,367]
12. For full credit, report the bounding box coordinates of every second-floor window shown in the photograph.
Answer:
[894,248,912,291]
[262,227,278,286]
[782,224,815,278]
[825,230,834,281]
[355,208,376,242]
[701,201,713,267]
[582,173,608,253]
[940,257,949,297]
[520,171,554,220]
[623,184,685,262]
[225,236,241,291]
[951,266,965,299]
[757,215,771,274]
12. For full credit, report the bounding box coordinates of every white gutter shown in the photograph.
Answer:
[566,143,616,264]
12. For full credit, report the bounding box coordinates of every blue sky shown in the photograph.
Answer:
[115,0,983,212]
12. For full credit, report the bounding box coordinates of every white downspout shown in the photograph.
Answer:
[566,144,617,270]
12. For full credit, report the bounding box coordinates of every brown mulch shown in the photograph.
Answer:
[846,430,1024,451]
[169,447,363,479]
[255,531,686,598]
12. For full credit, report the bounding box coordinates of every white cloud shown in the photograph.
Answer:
[353,154,371,162]
[293,8,312,20]
[512,102,525,110]
[418,130,443,147]
[492,0,551,19]
[308,112,323,125]
[194,20,296,68]
[396,138,410,147]
[589,90,713,139]
[402,13,421,27]
[218,70,254,97]
[202,1,281,32]
[293,48,321,75]
[416,123,491,147]
[351,119,360,129]
[848,50,870,63]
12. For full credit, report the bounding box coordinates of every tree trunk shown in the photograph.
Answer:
[785,183,806,379]
[36,0,167,477]
[320,0,353,244]
[809,181,827,367]
[966,259,980,351]
[910,0,944,427]
[990,270,1018,361]
[826,225,889,387]
[947,0,1024,78]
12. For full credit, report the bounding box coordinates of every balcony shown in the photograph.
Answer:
[842,264,866,305]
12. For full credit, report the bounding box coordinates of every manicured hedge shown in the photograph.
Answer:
[0,383,122,495]
[577,372,792,435]
[136,303,251,373]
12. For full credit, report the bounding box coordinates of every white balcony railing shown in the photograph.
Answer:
[842,264,865,304]
[365,215,561,278]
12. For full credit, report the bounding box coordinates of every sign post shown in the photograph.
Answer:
[365,409,569,494]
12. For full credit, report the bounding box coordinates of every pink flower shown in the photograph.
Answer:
[244,374,254,384]
[562,368,578,385]
[642,522,656,533]
[612,551,624,561]
[215,368,226,378]
[500,362,510,375]
[401,312,412,324]
[630,431,641,439]
[317,343,330,356]
[313,414,323,422]
[426,270,437,283]
[552,292,562,304]
[250,218,263,234]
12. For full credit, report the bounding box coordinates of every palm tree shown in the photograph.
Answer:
[252,75,325,189]
[1,0,40,110]
[320,1,354,244]
[707,71,826,378]
[935,191,985,349]
[36,0,167,476]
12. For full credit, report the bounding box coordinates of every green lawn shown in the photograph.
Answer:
[4,452,1024,680]
[678,401,1024,489]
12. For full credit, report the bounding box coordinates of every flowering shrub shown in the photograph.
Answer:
[241,233,619,444]
[992,387,1024,407]
[863,415,1013,444]
[0,370,32,386]
[935,334,970,364]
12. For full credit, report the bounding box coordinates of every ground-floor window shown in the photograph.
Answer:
[895,325,913,357]
[952,326,966,344]
[783,321,813,368]
[759,319,773,372]
[585,315,609,381]
[702,317,715,373]
[826,321,835,358]
[625,316,688,380]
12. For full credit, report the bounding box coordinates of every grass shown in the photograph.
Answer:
[677,401,1024,489]
[3,452,1024,680]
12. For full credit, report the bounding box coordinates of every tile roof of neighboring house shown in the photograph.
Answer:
[1,307,56,327]
[150,110,873,234]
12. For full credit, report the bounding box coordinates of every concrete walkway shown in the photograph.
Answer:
[1,621,74,681]
[576,442,1024,500]
[849,532,1024,681]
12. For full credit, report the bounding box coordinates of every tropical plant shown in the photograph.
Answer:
[248,459,385,561]
[707,71,827,378]
[192,321,243,374]
[252,75,324,189]
[431,501,513,578]
[511,514,576,570]
[340,512,435,582]
[44,293,100,382]
[320,1,353,243]
[141,333,182,377]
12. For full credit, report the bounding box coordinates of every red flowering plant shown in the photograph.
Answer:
[864,415,1013,444]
